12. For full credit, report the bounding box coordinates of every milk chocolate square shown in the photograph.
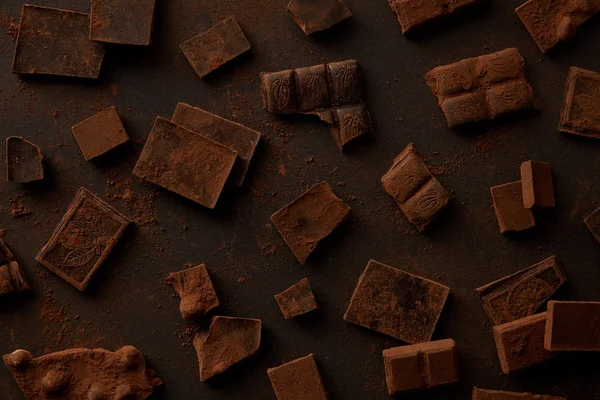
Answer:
[274,278,318,319]
[90,0,156,45]
[267,354,328,400]
[295,64,331,112]
[261,69,298,114]
[472,387,566,400]
[545,300,600,351]
[71,106,130,161]
[389,0,484,34]
[490,181,536,233]
[287,0,352,35]
[558,67,600,139]
[520,161,554,209]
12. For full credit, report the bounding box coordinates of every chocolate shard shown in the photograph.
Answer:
[167,264,219,321]
[0,240,31,297]
[476,256,566,325]
[287,0,352,35]
[274,278,318,319]
[389,0,485,34]
[473,387,566,400]
[267,353,328,400]
[558,66,600,139]
[344,260,450,344]
[3,346,162,400]
[6,137,44,183]
[584,206,600,244]
[12,5,106,78]
[383,339,458,395]
[194,316,261,381]
[35,187,130,291]
[545,300,600,351]
[490,181,536,233]
[271,182,351,264]
[425,48,535,128]
[71,106,130,161]
[520,161,555,209]
[90,0,156,46]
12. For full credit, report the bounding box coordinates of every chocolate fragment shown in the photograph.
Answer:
[476,256,566,325]
[6,137,44,183]
[0,240,30,297]
[267,353,328,400]
[545,300,600,351]
[389,0,484,34]
[344,260,450,343]
[194,316,261,381]
[425,48,535,128]
[35,187,130,291]
[287,0,352,35]
[90,0,156,45]
[520,161,554,209]
[558,66,600,139]
[473,387,566,400]
[271,182,351,264]
[167,264,219,321]
[71,106,130,161]
[584,206,600,244]
[13,5,106,78]
[132,117,238,209]
[383,339,458,395]
[274,278,318,319]
[490,181,536,233]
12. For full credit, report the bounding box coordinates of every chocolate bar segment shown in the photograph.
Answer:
[274,278,318,319]
[490,181,536,233]
[521,161,555,209]
[329,105,373,151]
[267,354,328,400]
[0,241,31,298]
[327,60,364,106]
[6,137,44,183]
[295,65,331,112]
[167,264,219,321]
[545,300,600,351]
[390,0,484,34]
[261,69,298,114]
[472,387,566,400]
[90,0,156,45]
[558,67,600,139]
[584,206,600,244]
[287,0,352,35]
[71,106,130,161]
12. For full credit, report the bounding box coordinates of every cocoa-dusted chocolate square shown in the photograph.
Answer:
[261,69,298,114]
[71,106,130,161]
[521,161,555,209]
[490,181,536,233]
[472,387,566,400]
[295,64,331,112]
[5,137,44,183]
[558,67,600,139]
[389,0,484,34]
[330,105,373,151]
[267,354,328,400]
[90,0,156,46]
[167,264,219,321]
[287,0,352,35]
[274,278,318,319]
[344,260,450,343]
[545,300,600,351]
[584,206,600,244]
[327,60,363,106]
[0,240,31,298]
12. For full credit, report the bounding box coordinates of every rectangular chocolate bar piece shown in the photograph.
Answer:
[389,0,484,34]
[521,161,555,209]
[0,240,31,298]
[90,0,156,45]
[344,260,450,343]
[71,106,130,161]
[490,181,536,233]
[425,48,535,128]
[545,300,600,351]
[473,387,566,400]
[274,278,318,319]
[35,187,130,291]
[558,67,600,139]
[476,256,566,325]
[267,354,328,400]
[584,206,600,244]
[287,0,352,35]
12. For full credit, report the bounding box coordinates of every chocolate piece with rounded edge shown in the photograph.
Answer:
[472,387,566,400]
[389,0,485,34]
[90,0,156,46]
[558,67,600,139]
[71,106,130,161]
[6,137,44,183]
[0,240,31,298]
[545,300,600,351]
[274,278,318,319]
[167,264,219,321]
[490,181,536,233]
[287,0,352,35]
[521,161,555,209]
[584,206,600,244]
[267,353,328,400]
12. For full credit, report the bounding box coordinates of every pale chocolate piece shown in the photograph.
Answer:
[287,0,352,35]
[90,0,156,45]
[558,66,600,139]
[71,106,130,161]
[472,387,566,400]
[6,137,44,183]
[584,206,600,244]
[167,264,219,321]
[267,353,328,400]
[389,0,484,34]
[545,300,600,351]
[274,278,318,319]
[0,240,31,298]
[490,181,536,233]
[520,161,554,209]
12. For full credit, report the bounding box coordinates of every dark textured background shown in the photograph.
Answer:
[1,0,600,399]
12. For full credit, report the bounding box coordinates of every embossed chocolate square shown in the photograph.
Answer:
[329,105,373,151]
[90,0,156,46]
[389,0,484,34]
[287,0,352,35]
[558,67,600,139]
[327,60,364,106]
[261,69,298,114]
[36,188,130,291]
[295,65,331,112]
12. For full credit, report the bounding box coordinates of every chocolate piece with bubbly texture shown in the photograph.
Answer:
[3,346,161,399]
[13,5,106,78]
[287,0,352,35]
[425,48,536,128]
[476,256,566,325]
[558,67,600,139]
[0,240,30,297]
[584,206,600,244]
[267,354,328,400]
[180,17,251,79]
[274,278,318,319]
[271,182,351,264]
[521,161,554,209]
[383,339,458,395]
[472,387,566,400]
[133,117,237,209]
[71,106,130,161]
[194,316,261,381]
[382,143,452,232]
[389,0,484,34]
[491,181,536,233]
[36,187,130,291]
[344,260,450,343]
[90,0,156,46]
[167,264,219,321]
[6,137,44,183]
[545,300,600,351]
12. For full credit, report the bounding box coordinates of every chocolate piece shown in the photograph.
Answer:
[383,339,458,395]
[261,69,299,114]
[584,206,600,244]
[3,346,161,399]
[473,387,566,400]
[382,143,452,232]
[490,181,536,233]
[12,5,106,78]
[520,161,555,209]
[167,264,219,321]
[180,17,250,79]
[35,187,130,291]
[171,103,261,187]
[71,106,130,161]
[274,278,318,319]
[267,353,328,400]
[194,316,261,381]
[287,0,352,35]
[326,60,364,106]
[6,137,44,183]
[132,117,237,209]
[493,312,554,374]
[271,182,351,264]
[328,105,374,151]
[476,256,566,325]
[516,0,600,53]
[0,240,30,297]
[295,64,331,112]
[344,260,450,343]
[389,0,484,34]
[90,0,156,45]
[545,300,600,351]
[558,66,600,139]
[425,48,536,128]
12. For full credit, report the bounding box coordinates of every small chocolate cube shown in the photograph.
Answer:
[330,105,373,151]
[584,206,600,244]
[167,264,219,321]
[472,387,566,400]
[71,106,130,161]
[6,137,44,183]
[0,240,31,298]
[520,161,554,209]
[545,300,600,351]
[90,0,156,45]
[490,181,536,233]
[267,354,328,400]
[558,66,600,139]
[327,60,363,106]
[261,69,298,114]
[389,0,484,34]
[295,64,331,112]
[287,0,352,35]
[274,278,318,319]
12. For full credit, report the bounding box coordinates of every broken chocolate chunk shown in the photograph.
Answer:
[90,0,156,46]
[490,181,536,233]
[6,137,44,183]
[476,256,566,325]
[35,187,130,291]
[194,316,261,381]
[267,353,328,400]
[558,66,600,139]
[473,387,566,400]
[71,106,130,161]
[167,264,219,321]
[389,0,484,34]
[584,206,600,244]
[344,260,450,343]
[271,182,351,264]
[287,0,352,35]
[274,278,318,319]
[13,5,106,78]
[521,161,555,209]
[545,300,600,351]
[0,240,30,298]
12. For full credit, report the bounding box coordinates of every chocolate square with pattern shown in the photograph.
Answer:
[327,60,363,106]
[295,64,331,112]
[401,179,452,232]
[559,67,600,139]
[330,105,373,151]
[261,69,298,114]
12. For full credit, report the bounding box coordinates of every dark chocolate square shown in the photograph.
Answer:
[389,0,484,34]
[6,137,44,183]
[274,278,318,319]
[71,106,130,161]
[267,354,328,400]
[295,64,331,112]
[287,0,352,35]
[490,181,536,233]
[558,67,600,139]
[330,105,373,150]
[90,0,156,45]
[261,69,298,114]
[584,206,600,244]
[327,60,363,106]
[520,160,554,209]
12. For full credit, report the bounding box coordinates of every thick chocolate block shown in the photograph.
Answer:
[584,206,600,244]
[545,300,600,351]
[267,354,328,400]
[71,106,130,161]
[167,264,219,321]
[0,241,30,298]
[275,278,318,319]
[491,181,536,233]
[476,256,566,325]
[382,143,452,232]
[493,312,554,374]
[558,67,600,139]
[133,117,237,209]
[383,339,458,395]
[180,17,251,79]
[90,0,156,45]
[516,0,600,53]
[171,103,261,187]
[425,48,535,127]
[521,161,555,209]
[13,5,106,78]
[344,260,450,343]
[389,0,484,34]
[472,387,566,400]
[271,182,350,264]
[287,0,352,35]
[6,137,44,183]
